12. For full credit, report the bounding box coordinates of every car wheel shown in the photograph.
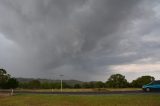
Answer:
[146,88,151,92]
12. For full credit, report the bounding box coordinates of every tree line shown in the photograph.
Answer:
[0,69,155,89]
[0,69,19,89]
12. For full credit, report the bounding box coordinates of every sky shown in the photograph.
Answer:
[0,0,160,82]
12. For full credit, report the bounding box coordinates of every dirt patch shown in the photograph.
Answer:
[0,93,10,97]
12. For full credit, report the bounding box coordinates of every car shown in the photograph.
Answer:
[142,80,160,92]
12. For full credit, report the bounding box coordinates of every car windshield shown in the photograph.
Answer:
[150,81,160,84]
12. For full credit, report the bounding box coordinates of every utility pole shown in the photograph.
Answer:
[59,74,64,92]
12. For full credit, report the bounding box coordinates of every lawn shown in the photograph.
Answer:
[9,88,141,92]
[0,94,160,106]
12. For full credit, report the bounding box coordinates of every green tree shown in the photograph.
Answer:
[106,74,129,88]
[62,82,71,88]
[131,76,155,88]
[41,82,52,89]
[19,82,28,89]
[74,84,81,88]
[95,81,105,88]
[28,80,41,89]
[0,68,10,88]
[89,82,95,88]
[82,82,90,88]
[5,78,19,89]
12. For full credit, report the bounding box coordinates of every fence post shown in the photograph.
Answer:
[11,89,13,96]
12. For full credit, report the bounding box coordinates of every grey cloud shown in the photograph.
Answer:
[0,0,159,81]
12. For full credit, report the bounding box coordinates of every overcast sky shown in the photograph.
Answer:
[0,0,160,82]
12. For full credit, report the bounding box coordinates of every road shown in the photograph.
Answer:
[14,90,160,95]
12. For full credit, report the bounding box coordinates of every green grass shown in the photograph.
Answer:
[14,88,141,92]
[0,94,160,106]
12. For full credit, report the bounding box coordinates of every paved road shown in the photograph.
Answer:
[14,91,160,95]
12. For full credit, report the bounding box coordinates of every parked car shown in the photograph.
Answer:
[142,80,160,92]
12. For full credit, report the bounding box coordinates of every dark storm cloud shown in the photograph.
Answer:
[0,0,160,81]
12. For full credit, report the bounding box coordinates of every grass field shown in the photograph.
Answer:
[6,88,141,92]
[0,94,160,106]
